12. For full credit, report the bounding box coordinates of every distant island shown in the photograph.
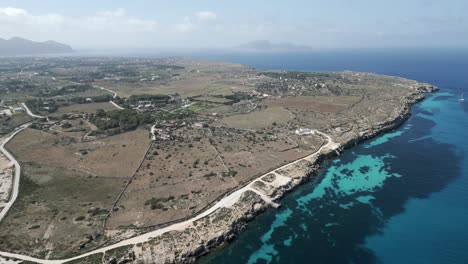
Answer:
[0,37,73,56]
[237,40,311,51]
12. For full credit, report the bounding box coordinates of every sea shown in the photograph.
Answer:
[187,48,468,264]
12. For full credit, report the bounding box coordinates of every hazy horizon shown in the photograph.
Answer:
[1,0,467,50]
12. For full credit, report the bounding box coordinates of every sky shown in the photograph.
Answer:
[0,0,467,50]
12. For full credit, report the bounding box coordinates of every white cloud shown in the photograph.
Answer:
[0,7,28,17]
[173,11,218,33]
[0,7,64,27]
[81,8,158,32]
[2,5,464,50]
[195,11,217,22]
[0,7,158,47]
[175,17,197,33]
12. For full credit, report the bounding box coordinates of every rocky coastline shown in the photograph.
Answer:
[98,84,437,264]
[0,83,437,264]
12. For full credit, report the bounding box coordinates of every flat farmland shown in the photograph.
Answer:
[93,74,252,98]
[51,102,119,117]
[6,128,150,178]
[211,130,324,185]
[0,127,152,258]
[91,59,254,98]
[219,107,293,129]
[107,127,323,229]
[0,162,125,258]
[262,96,362,113]
[107,135,236,228]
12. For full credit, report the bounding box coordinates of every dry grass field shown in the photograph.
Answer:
[219,107,293,129]
[0,162,125,258]
[107,134,236,228]
[0,127,152,258]
[92,59,254,98]
[262,96,362,113]
[6,128,150,178]
[51,102,120,117]
[107,127,323,228]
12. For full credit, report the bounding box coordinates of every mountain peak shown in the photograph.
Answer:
[0,36,74,56]
[9,36,28,41]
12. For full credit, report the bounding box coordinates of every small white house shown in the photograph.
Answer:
[295,128,315,136]
[13,107,25,113]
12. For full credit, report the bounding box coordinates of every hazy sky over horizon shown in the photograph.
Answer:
[0,0,467,50]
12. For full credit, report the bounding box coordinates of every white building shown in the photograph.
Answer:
[295,128,315,135]
[13,107,25,113]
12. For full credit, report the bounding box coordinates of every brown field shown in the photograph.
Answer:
[107,134,235,228]
[94,75,252,98]
[219,107,292,129]
[0,162,125,258]
[199,105,235,115]
[92,60,254,98]
[262,96,361,113]
[107,127,323,228]
[7,128,150,178]
[0,128,152,257]
[51,102,119,117]
[210,130,324,185]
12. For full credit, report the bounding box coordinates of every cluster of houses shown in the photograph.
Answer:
[133,96,176,112]
[151,120,185,141]
[0,99,25,116]
[151,127,171,141]
[134,100,155,111]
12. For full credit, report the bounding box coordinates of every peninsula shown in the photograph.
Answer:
[0,57,436,263]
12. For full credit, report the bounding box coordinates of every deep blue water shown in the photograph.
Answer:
[195,49,468,264]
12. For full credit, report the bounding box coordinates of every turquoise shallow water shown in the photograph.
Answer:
[365,92,468,263]
[197,50,468,264]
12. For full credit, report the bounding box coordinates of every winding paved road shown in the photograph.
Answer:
[0,124,30,223]
[0,103,40,223]
[21,103,46,119]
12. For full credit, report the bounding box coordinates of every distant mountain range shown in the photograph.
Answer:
[237,40,311,51]
[0,37,74,56]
